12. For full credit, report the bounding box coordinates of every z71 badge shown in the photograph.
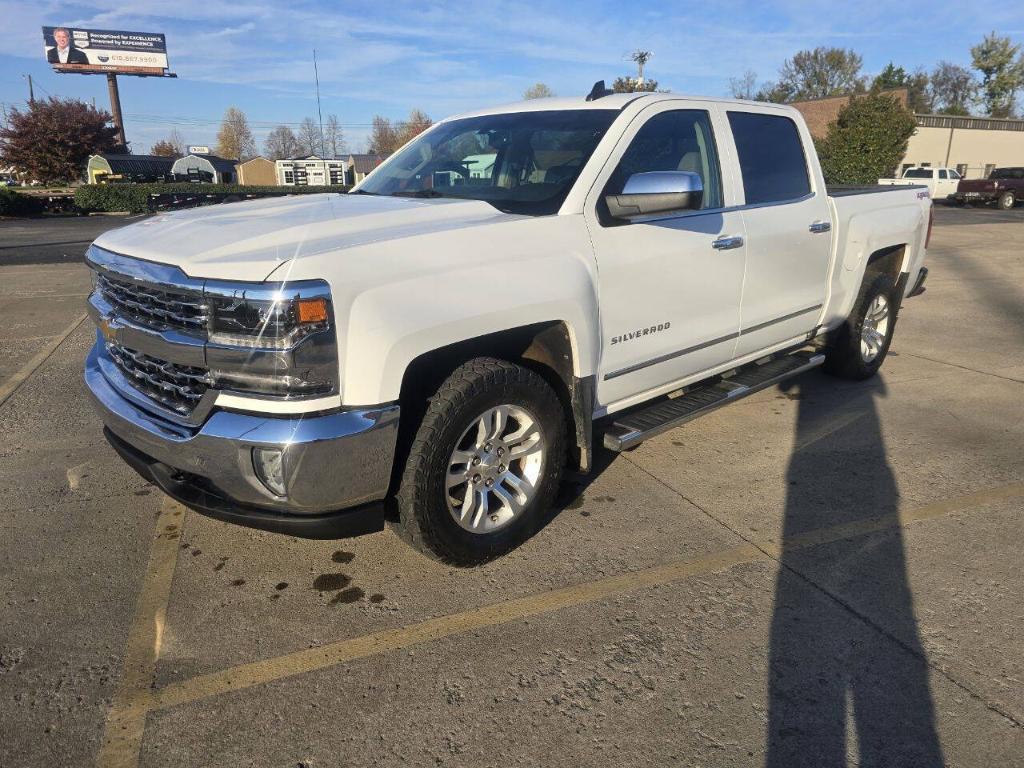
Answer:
[610,322,671,345]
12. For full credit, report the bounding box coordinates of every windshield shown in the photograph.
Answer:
[903,169,932,178]
[357,110,618,215]
[990,167,1024,180]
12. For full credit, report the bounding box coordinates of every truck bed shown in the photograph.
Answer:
[827,184,927,197]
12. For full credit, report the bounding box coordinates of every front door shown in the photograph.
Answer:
[585,104,747,409]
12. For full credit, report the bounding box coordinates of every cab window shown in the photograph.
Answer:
[728,111,811,204]
[604,110,723,211]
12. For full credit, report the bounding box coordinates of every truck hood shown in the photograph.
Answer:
[92,193,521,281]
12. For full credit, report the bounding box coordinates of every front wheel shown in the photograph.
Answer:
[998,191,1016,210]
[823,272,900,380]
[393,357,566,565]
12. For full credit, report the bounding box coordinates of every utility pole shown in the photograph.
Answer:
[106,73,127,149]
[313,49,326,158]
[24,74,35,103]
[631,50,652,87]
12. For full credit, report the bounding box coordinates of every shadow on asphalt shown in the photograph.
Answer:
[766,375,945,767]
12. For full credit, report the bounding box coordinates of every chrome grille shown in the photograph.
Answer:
[96,272,209,333]
[106,342,213,415]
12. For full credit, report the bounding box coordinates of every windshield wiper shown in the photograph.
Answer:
[348,189,378,195]
[390,189,448,199]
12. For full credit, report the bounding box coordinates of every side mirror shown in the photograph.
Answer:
[605,171,704,219]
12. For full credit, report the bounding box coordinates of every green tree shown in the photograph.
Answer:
[0,97,118,184]
[773,47,866,101]
[870,62,932,113]
[612,76,658,93]
[929,62,977,115]
[214,107,256,160]
[523,83,555,99]
[970,33,1024,117]
[816,92,916,185]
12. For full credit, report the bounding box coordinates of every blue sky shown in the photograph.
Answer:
[1,1,1020,154]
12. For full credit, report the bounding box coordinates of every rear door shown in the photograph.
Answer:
[584,102,747,409]
[724,109,832,358]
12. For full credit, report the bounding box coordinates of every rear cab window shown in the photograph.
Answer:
[727,111,811,205]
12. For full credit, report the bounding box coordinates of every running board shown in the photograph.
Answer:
[603,351,826,452]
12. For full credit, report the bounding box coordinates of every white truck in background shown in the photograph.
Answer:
[878,166,961,201]
[85,84,932,565]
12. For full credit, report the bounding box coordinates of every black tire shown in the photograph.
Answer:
[998,191,1016,210]
[393,357,566,565]
[823,272,900,380]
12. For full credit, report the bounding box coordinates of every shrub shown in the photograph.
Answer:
[0,187,45,217]
[816,92,917,185]
[74,183,351,214]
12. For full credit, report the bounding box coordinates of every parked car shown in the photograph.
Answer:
[83,88,932,564]
[878,166,961,201]
[954,167,1024,209]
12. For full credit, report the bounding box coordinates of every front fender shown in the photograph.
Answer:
[336,216,600,405]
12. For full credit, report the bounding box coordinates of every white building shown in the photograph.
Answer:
[275,156,348,186]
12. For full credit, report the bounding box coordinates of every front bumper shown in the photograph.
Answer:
[86,343,400,537]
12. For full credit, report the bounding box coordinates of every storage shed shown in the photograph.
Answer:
[170,154,238,184]
[86,154,176,184]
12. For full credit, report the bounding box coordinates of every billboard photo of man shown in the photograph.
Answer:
[46,27,89,65]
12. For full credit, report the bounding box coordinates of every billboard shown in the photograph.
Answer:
[42,26,169,76]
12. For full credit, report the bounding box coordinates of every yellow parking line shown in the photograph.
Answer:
[0,312,87,408]
[97,496,185,768]
[150,481,1024,713]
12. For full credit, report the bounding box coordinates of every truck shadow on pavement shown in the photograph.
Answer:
[766,375,945,767]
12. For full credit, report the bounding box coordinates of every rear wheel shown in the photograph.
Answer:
[393,357,566,565]
[998,191,1016,210]
[824,272,900,380]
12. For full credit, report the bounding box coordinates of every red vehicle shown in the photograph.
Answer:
[954,167,1024,210]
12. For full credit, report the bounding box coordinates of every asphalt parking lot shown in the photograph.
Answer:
[1,204,1022,767]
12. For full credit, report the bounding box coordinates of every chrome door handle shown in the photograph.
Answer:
[809,221,832,234]
[712,235,744,250]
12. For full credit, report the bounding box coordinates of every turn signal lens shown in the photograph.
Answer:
[297,297,329,325]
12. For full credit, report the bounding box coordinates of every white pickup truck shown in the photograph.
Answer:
[878,166,961,201]
[85,86,931,564]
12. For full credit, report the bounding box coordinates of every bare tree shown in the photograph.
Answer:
[324,114,346,158]
[729,70,759,100]
[263,125,301,160]
[214,107,256,160]
[151,128,185,157]
[297,117,323,156]
[523,83,555,99]
[929,61,978,116]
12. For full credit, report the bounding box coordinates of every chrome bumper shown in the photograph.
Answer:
[86,342,400,533]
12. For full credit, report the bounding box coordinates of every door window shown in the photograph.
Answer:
[727,111,810,205]
[939,170,948,179]
[603,110,723,211]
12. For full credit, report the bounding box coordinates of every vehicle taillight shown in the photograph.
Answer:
[925,205,934,249]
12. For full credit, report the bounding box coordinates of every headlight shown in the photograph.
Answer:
[203,279,339,398]
[208,290,330,349]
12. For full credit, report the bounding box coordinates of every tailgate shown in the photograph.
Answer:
[957,179,995,194]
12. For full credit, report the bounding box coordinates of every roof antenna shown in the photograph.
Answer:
[585,80,613,101]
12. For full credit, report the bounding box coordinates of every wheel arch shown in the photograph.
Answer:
[395,321,594,475]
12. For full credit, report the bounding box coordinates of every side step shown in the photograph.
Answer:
[603,351,825,452]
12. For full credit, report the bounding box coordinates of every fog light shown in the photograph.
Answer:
[252,447,287,497]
